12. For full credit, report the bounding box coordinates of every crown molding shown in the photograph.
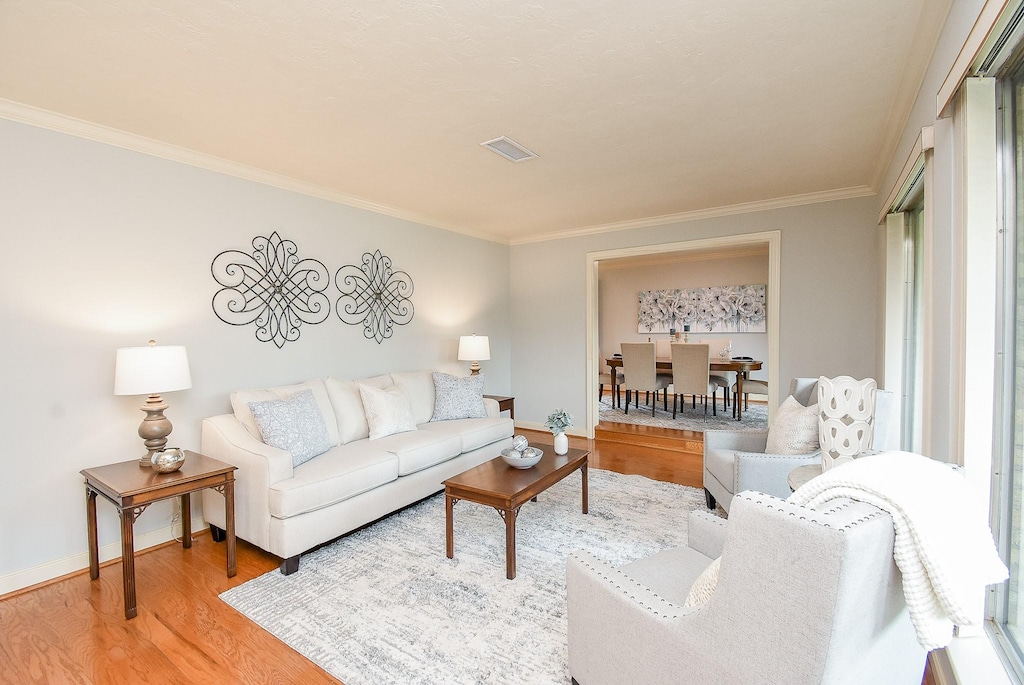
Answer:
[0,99,877,249]
[510,185,875,245]
[0,98,509,245]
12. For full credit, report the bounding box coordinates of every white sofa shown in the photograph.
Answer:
[201,370,514,574]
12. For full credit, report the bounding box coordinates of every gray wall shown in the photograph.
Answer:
[510,196,881,429]
[0,118,511,585]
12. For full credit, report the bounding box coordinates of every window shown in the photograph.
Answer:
[902,186,926,453]
[884,155,926,454]
[991,52,1024,682]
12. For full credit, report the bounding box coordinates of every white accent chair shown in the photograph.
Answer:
[703,378,898,512]
[567,492,927,685]
[620,342,670,416]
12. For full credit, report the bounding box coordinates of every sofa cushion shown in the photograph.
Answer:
[231,379,340,447]
[431,372,486,421]
[248,389,333,467]
[372,430,462,476]
[419,416,513,453]
[325,374,393,444]
[390,370,435,425]
[268,442,399,519]
[359,383,418,440]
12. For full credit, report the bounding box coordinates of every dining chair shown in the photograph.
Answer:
[598,371,621,407]
[670,343,718,420]
[732,377,768,418]
[654,339,674,385]
[620,342,670,416]
[698,339,731,411]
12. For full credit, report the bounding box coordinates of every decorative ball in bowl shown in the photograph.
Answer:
[511,434,530,452]
[151,447,186,473]
[501,446,543,469]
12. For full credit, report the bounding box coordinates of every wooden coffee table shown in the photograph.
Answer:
[444,447,589,579]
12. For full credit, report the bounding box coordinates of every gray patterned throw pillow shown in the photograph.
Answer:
[249,389,332,467]
[431,372,486,421]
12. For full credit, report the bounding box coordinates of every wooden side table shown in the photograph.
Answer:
[81,451,237,619]
[484,394,515,420]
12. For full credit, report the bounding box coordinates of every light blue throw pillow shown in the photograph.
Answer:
[249,389,332,467]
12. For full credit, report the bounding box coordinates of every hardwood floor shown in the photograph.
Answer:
[0,424,933,684]
[0,425,697,684]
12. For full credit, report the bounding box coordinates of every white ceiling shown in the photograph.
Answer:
[0,0,950,244]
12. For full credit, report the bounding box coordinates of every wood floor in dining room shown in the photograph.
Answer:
[0,426,935,685]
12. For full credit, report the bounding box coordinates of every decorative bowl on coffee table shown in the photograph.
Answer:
[501,446,543,469]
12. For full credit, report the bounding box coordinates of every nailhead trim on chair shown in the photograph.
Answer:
[692,511,727,527]
[568,551,685,619]
[739,492,885,532]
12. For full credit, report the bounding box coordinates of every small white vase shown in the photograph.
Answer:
[553,432,569,455]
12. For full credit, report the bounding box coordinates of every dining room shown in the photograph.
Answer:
[595,241,771,433]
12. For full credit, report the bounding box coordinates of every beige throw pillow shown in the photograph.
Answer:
[684,556,721,608]
[359,383,417,440]
[765,395,820,455]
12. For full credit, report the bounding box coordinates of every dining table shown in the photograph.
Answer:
[605,356,764,421]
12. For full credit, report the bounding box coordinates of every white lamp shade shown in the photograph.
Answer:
[114,345,192,396]
[457,335,490,361]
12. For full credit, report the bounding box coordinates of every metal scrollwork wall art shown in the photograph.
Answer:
[335,250,415,343]
[211,232,331,348]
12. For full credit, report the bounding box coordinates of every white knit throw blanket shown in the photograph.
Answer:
[788,451,1007,650]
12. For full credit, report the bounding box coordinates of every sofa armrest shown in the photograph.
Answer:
[734,451,820,500]
[687,510,727,559]
[703,429,769,453]
[483,397,499,418]
[201,414,294,553]
[202,414,294,484]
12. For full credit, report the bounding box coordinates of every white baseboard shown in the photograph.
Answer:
[0,515,207,596]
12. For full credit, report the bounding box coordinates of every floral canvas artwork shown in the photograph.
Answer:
[638,284,766,333]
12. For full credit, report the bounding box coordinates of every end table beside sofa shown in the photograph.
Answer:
[81,452,237,619]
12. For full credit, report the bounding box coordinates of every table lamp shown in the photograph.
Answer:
[458,334,490,375]
[114,340,192,466]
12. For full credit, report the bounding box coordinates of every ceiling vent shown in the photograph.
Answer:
[480,136,538,163]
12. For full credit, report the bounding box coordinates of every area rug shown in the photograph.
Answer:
[599,392,768,431]
[220,469,708,684]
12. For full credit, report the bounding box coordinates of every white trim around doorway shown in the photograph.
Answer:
[585,230,782,438]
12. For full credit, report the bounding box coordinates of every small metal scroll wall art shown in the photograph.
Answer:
[211,232,330,348]
[211,234,415,348]
[336,250,415,344]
